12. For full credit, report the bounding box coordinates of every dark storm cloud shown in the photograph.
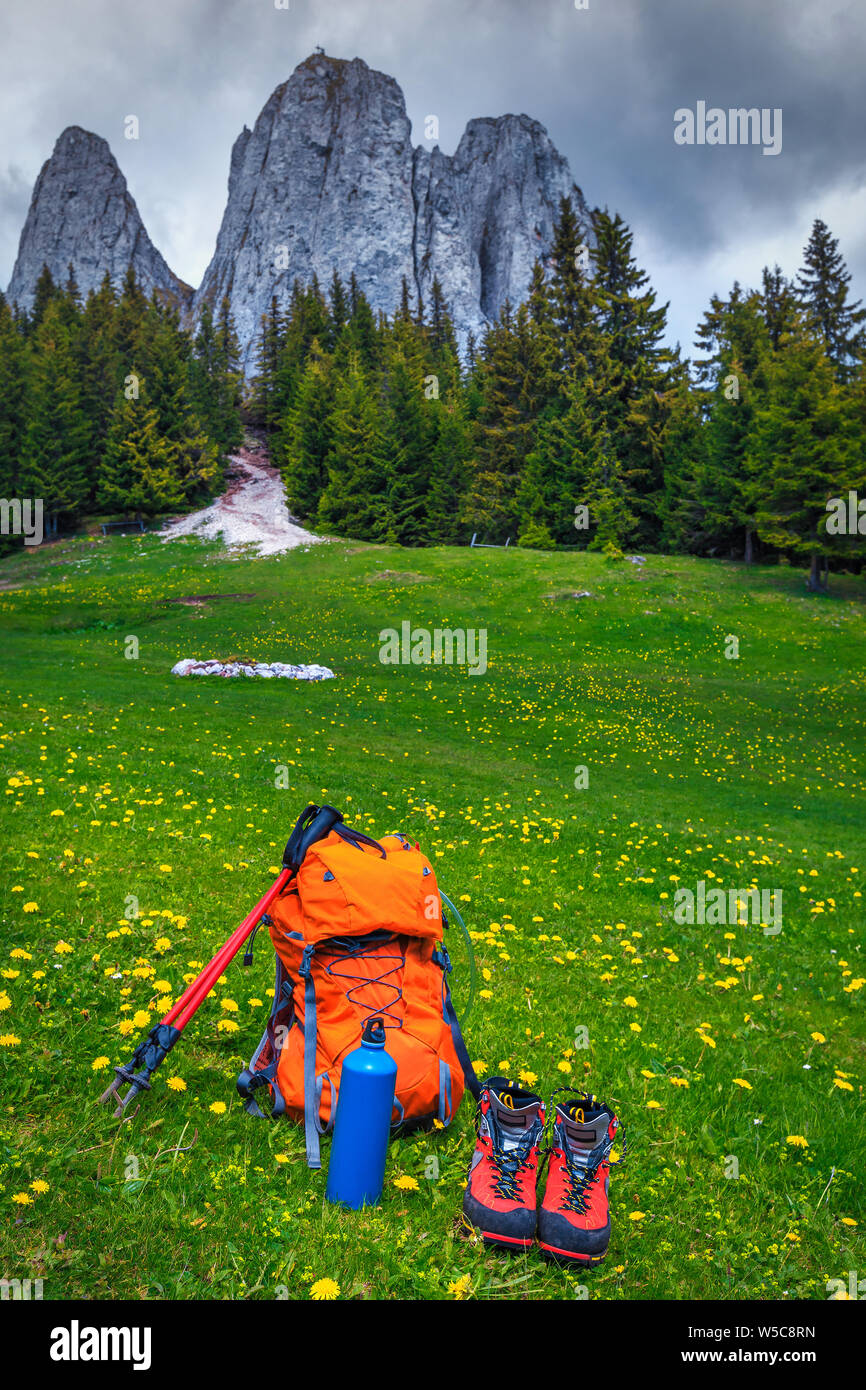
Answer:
[1,0,864,353]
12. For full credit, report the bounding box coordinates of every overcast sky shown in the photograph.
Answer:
[2,0,865,354]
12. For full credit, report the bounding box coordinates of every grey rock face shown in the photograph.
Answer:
[196,54,584,372]
[7,56,585,369]
[6,125,191,314]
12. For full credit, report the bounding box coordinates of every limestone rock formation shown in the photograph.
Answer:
[195,54,585,371]
[6,125,191,314]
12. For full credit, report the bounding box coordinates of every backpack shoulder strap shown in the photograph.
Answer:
[283,804,344,873]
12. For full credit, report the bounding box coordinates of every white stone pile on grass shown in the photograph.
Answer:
[171,659,334,681]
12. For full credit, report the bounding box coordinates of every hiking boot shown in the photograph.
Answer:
[538,1090,622,1266]
[462,1076,545,1251]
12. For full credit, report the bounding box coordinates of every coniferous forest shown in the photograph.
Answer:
[2,198,865,586]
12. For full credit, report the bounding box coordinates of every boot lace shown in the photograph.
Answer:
[561,1150,601,1214]
[558,1124,627,1212]
[491,1135,535,1201]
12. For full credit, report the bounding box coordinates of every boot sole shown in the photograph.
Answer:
[478,1228,534,1252]
[538,1238,608,1267]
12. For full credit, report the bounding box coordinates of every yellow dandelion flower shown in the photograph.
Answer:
[0,1034,21,1046]
[732,1078,752,1090]
[810,1032,826,1044]
[447,1274,472,1300]
[647,1100,662,1110]
[23,902,39,913]
[310,1278,340,1301]
[839,1218,858,1227]
[30,1180,49,1194]
[786,1135,808,1148]
[166,1077,187,1092]
[623,996,638,1008]
[132,1010,151,1029]
[833,1078,853,1092]
[629,1211,645,1221]
[392,1175,419,1191]
[11,1192,32,1205]
[209,1101,227,1115]
[91,1055,110,1071]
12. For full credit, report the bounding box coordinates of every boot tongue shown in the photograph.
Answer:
[491,1094,538,1151]
[558,1104,608,1157]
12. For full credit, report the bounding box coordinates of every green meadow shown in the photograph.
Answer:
[0,531,863,1300]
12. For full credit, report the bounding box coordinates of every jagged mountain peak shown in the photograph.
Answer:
[6,124,190,314]
[6,54,583,369]
[195,52,581,372]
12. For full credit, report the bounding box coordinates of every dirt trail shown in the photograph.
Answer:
[161,441,323,557]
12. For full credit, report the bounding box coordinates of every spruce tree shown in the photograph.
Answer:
[29,265,59,334]
[385,349,429,545]
[249,297,284,428]
[583,423,637,552]
[796,219,865,382]
[591,209,673,537]
[328,268,349,347]
[426,400,470,545]
[215,297,244,453]
[747,317,856,589]
[190,300,243,457]
[77,274,120,481]
[317,353,390,540]
[760,264,798,351]
[21,299,91,533]
[112,266,148,369]
[97,393,186,520]
[463,302,541,543]
[282,338,335,519]
[548,195,598,376]
[516,372,596,544]
[0,295,29,512]
[658,362,708,554]
[344,285,379,376]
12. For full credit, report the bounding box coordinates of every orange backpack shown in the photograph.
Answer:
[237,808,479,1167]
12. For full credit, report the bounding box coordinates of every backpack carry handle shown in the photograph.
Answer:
[283,803,344,872]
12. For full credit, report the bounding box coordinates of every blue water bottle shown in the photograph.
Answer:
[325,1015,398,1209]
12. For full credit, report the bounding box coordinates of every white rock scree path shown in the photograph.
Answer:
[160,442,323,558]
[163,440,333,679]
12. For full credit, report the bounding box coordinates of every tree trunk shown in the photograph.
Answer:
[806,552,824,592]
[744,528,754,565]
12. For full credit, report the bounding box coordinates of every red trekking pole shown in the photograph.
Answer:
[99,804,343,1118]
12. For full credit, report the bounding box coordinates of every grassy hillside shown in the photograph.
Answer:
[0,532,863,1300]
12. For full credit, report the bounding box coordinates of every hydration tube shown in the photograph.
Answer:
[439,888,477,1024]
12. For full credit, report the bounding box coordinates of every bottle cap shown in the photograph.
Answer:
[361,1016,387,1048]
